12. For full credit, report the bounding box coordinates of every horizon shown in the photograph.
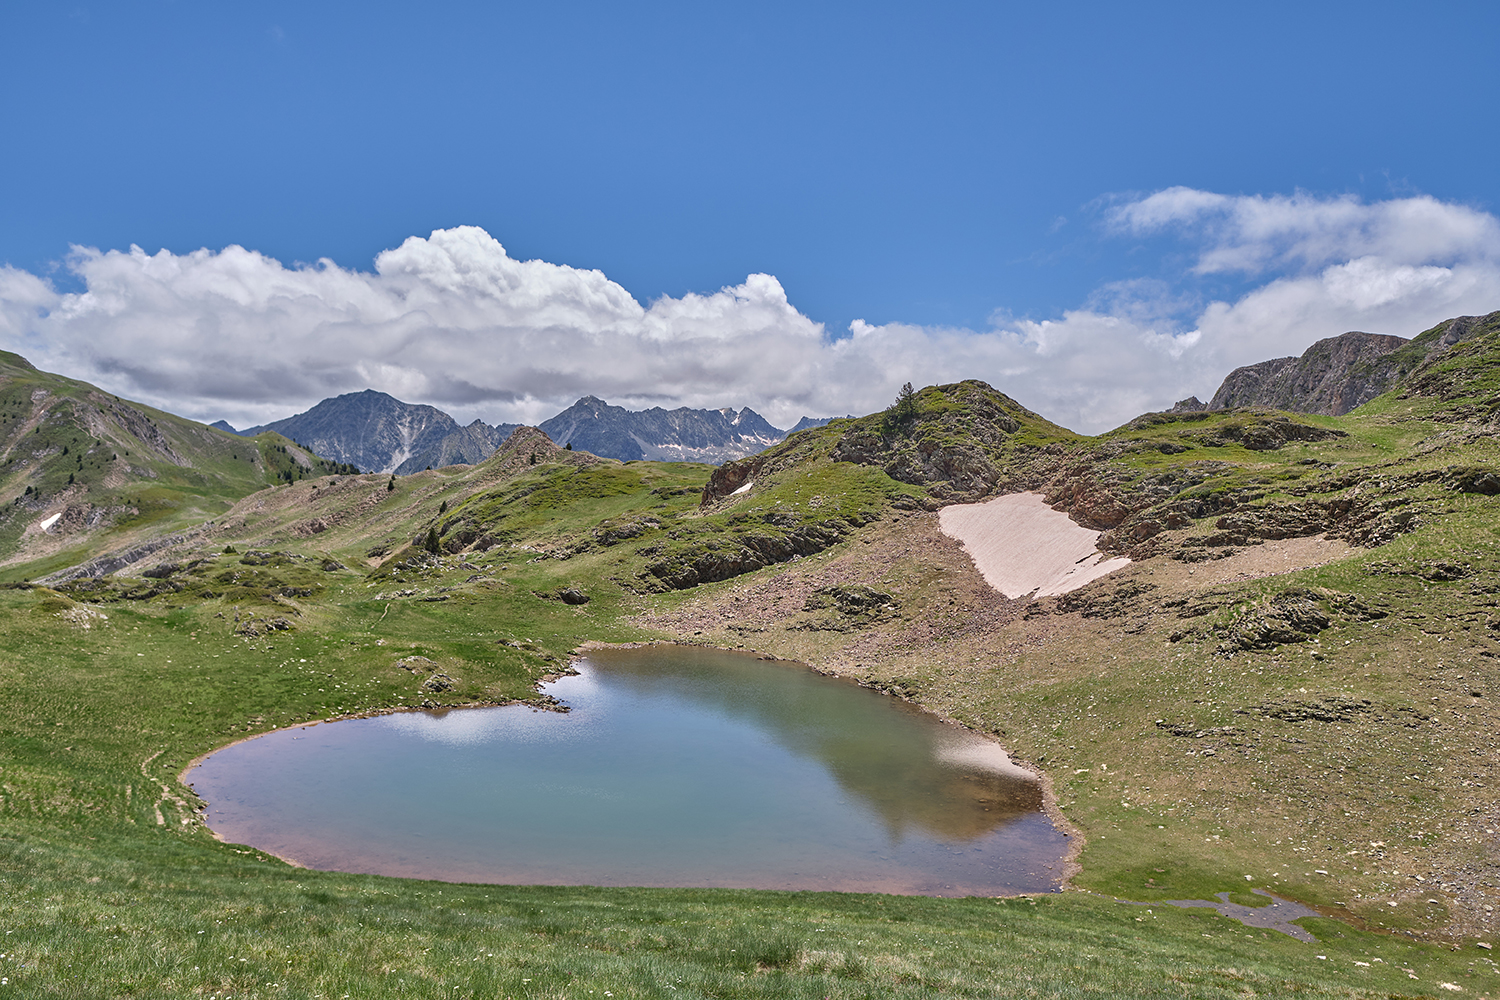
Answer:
[3,3,1499,433]
[4,311,1486,443]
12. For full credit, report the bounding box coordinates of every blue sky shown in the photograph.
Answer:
[2,2,1499,432]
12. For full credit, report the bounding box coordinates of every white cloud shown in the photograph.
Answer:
[3,190,1499,438]
[1110,186,1500,276]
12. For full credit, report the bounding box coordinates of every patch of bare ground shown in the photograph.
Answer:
[636,509,1500,942]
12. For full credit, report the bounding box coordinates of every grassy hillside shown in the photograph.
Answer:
[0,352,355,584]
[5,345,1500,995]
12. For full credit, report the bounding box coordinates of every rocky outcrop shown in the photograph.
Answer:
[700,455,763,505]
[1208,331,1410,414]
[1204,312,1500,416]
[1215,589,1331,652]
[37,532,192,583]
[821,381,1055,502]
[644,520,854,590]
[1186,413,1346,451]
[1391,311,1500,421]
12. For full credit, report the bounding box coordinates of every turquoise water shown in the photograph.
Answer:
[189,646,1068,895]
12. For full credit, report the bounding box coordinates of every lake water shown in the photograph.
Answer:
[188,646,1068,895]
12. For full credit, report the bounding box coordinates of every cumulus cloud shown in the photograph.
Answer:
[3,190,1499,437]
[1112,189,1500,380]
[1110,186,1500,276]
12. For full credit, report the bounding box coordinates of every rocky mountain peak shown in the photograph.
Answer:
[237,390,464,474]
[1207,331,1411,415]
[539,397,791,464]
[1202,312,1500,417]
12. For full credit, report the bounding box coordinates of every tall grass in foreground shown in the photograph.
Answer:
[2,821,1472,999]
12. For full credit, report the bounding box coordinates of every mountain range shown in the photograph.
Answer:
[10,309,1500,986]
[214,311,1500,478]
[226,391,521,477]
[222,392,836,473]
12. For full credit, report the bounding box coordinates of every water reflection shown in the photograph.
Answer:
[589,647,1043,840]
[190,645,1066,895]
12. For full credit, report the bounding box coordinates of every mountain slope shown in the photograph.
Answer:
[1206,310,1500,414]
[238,390,464,474]
[1360,308,1500,424]
[538,395,787,463]
[393,419,522,475]
[702,379,1082,507]
[0,351,353,580]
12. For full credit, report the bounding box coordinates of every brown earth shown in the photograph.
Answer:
[635,508,1500,942]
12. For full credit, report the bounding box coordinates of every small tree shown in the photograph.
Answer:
[895,382,917,421]
[425,527,442,554]
[438,499,448,515]
[387,475,396,492]
[882,381,919,434]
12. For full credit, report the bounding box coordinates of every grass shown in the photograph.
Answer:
[5,818,1483,999]
[0,354,357,584]
[7,361,1500,993]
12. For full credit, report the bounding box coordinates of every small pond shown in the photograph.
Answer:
[188,646,1068,896]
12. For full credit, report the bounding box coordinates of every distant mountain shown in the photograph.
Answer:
[787,415,844,434]
[235,390,842,469]
[209,419,238,433]
[1205,312,1500,415]
[538,396,787,463]
[393,419,521,475]
[237,390,467,474]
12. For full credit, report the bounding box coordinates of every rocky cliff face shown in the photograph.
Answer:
[1208,331,1410,414]
[1206,312,1500,415]
[394,420,521,475]
[539,396,789,463]
[238,390,464,474]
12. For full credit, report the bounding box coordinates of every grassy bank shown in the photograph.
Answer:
[5,816,1482,998]
[6,388,1500,994]
[1,518,1493,997]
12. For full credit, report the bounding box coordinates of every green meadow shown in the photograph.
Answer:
[4,367,1500,995]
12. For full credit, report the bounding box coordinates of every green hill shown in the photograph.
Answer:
[5,323,1500,997]
[0,351,356,582]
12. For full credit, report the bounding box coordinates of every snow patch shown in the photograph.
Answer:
[38,512,62,532]
[939,492,1130,599]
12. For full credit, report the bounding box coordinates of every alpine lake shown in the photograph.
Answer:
[188,645,1069,896]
